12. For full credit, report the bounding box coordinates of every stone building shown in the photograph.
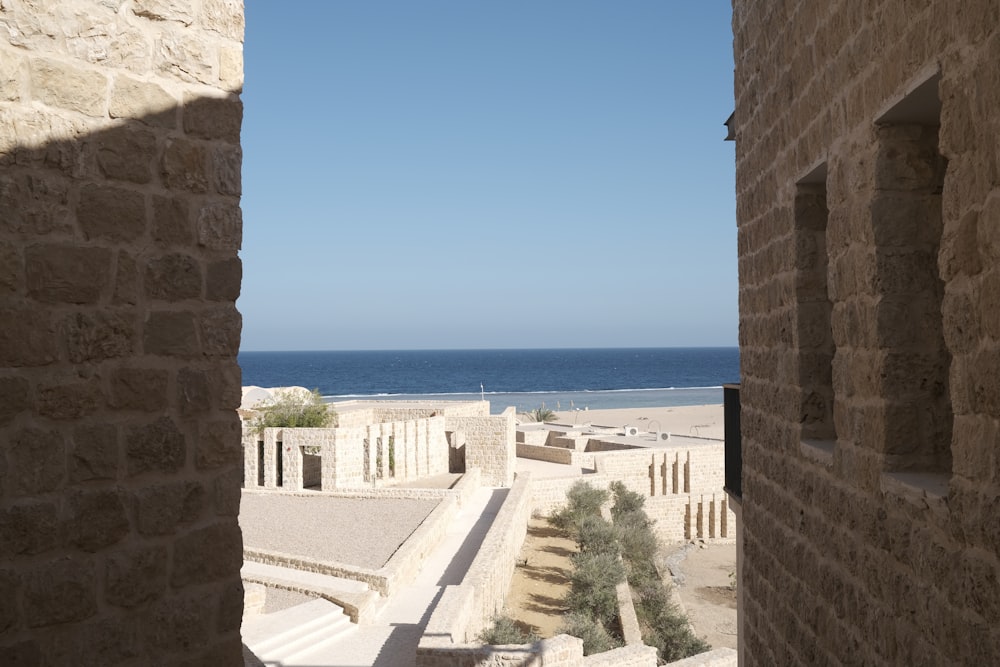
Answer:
[729,1,1000,665]
[0,1,246,664]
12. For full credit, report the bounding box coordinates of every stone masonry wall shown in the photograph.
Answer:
[0,1,245,665]
[733,1,1000,664]
[456,407,516,487]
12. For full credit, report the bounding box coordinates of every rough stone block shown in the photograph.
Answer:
[145,253,202,300]
[0,172,72,236]
[105,545,168,608]
[65,489,130,552]
[196,202,242,249]
[212,144,241,195]
[155,31,215,85]
[196,418,241,468]
[0,308,58,366]
[126,417,186,477]
[219,46,243,91]
[0,52,21,101]
[29,58,107,117]
[133,0,195,24]
[161,138,209,192]
[201,0,245,40]
[171,523,243,586]
[36,379,103,420]
[206,257,241,301]
[177,367,211,414]
[0,376,30,426]
[96,126,158,184]
[25,245,111,304]
[23,557,97,628]
[0,640,42,666]
[9,428,65,496]
[0,570,18,632]
[41,614,140,667]
[64,311,136,363]
[0,240,19,296]
[143,311,199,357]
[113,251,140,305]
[199,306,241,357]
[110,74,178,128]
[133,481,204,535]
[213,467,242,516]
[183,94,242,143]
[216,578,244,633]
[0,501,59,558]
[77,184,147,242]
[141,593,214,653]
[70,424,119,482]
[153,194,194,244]
[111,367,168,411]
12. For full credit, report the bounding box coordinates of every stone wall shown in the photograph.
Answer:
[0,0,245,664]
[454,407,517,487]
[529,445,735,542]
[242,418,450,491]
[733,1,1000,664]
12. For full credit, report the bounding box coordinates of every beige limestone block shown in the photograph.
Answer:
[0,49,22,100]
[155,29,215,85]
[133,0,195,25]
[109,74,177,127]
[201,0,245,41]
[219,44,242,91]
[29,57,107,117]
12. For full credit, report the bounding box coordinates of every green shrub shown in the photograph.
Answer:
[477,615,539,645]
[559,612,623,656]
[608,481,708,663]
[568,551,625,623]
[251,388,335,433]
[633,583,711,662]
[548,481,608,533]
[576,514,620,557]
[609,480,646,519]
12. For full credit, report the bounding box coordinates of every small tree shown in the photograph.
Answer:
[521,404,557,423]
[251,388,335,433]
[548,481,608,534]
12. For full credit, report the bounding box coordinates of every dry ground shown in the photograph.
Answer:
[506,518,737,650]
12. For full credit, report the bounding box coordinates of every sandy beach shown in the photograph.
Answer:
[546,403,724,440]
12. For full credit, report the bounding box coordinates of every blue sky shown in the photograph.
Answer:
[240,2,736,351]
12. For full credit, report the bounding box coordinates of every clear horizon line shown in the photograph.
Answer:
[238,345,740,354]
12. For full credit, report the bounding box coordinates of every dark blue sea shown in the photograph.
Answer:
[239,348,739,414]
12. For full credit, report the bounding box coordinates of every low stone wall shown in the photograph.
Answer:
[418,473,533,651]
[662,648,737,667]
[530,474,613,516]
[583,644,659,666]
[517,442,575,464]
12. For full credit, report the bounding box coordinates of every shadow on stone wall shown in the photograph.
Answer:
[1,90,248,664]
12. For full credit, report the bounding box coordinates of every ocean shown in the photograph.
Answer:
[238,348,739,414]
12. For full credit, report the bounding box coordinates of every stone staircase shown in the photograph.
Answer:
[242,598,356,665]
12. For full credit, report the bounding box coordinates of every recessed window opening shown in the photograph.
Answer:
[873,72,952,474]
[795,162,836,445]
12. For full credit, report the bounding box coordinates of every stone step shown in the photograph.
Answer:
[242,598,353,661]
[241,560,383,623]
